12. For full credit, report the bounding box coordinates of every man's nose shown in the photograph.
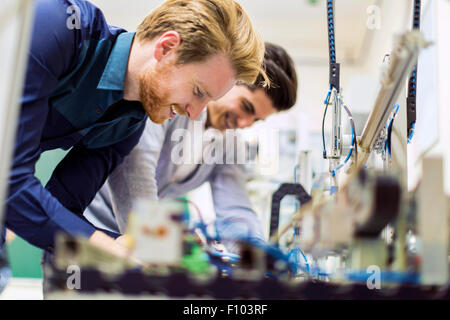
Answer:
[237,116,254,129]
[186,100,208,120]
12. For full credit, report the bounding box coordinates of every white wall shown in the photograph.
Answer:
[407,0,450,193]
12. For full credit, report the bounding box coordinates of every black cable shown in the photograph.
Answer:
[322,0,338,159]
[386,104,399,158]
[327,0,336,64]
[406,0,421,140]
[327,0,340,92]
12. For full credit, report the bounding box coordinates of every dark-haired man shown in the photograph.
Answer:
[85,43,298,251]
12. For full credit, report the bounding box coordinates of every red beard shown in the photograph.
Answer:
[139,62,171,124]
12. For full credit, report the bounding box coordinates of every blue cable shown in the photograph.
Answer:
[407,122,415,144]
[290,231,310,273]
[324,86,332,105]
[346,270,420,285]
[385,104,400,157]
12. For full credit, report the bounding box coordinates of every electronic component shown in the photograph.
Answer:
[126,200,185,265]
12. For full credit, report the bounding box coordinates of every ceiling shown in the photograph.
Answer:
[90,0,377,66]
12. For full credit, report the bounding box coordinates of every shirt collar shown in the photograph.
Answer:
[97,32,135,91]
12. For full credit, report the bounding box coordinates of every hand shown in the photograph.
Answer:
[115,234,135,249]
[89,231,131,259]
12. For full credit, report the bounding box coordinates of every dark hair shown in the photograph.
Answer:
[244,42,298,111]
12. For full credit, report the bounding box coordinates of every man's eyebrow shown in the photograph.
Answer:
[242,97,255,115]
[196,80,212,98]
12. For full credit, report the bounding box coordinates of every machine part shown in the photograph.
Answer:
[278,169,402,256]
[330,63,340,92]
[182,245,210,275]
[330,91,342,160]
[269,183,312,241]
[349,238,388,271]
[354,176,401,237]
[45,261,449,300]
[350,170,402,238]
[373,127,387,154]
[355,30,429,169]
[54,234,135,275]
[233,241,266,281]
[407,0,421,140]
[297,151,313,193]
[317,203,354,251]
[417,157,448,285]
[322,0,345,164]
[328,97,358,176]
[127,200,185,265]
[181,234,211,275]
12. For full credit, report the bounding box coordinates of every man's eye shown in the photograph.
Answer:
[194,87,204,98]
[241,102,250,113]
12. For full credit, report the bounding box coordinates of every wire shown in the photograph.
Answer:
[174,197,205,224]
[407,122,415,144]
[322,86,332,159]
[209,250,240,263]
[385,104,400,158]
[174,198,221,247]
[290,230,310,273]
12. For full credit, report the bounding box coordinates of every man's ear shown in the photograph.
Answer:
[153,31,181,62]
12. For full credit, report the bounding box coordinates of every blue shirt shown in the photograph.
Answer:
[4,0,147,250]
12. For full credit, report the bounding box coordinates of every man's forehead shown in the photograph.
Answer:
[248,88,277,119]
[193,54,236,99]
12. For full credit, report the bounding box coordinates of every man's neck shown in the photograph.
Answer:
[124,38,154,101]
[205,107,212,129]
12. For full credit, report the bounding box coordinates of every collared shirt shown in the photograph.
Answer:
[4,0,147,250]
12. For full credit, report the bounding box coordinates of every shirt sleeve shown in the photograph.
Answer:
[45,122,146,217]
[209,164,265,253]
[5,0,97,250]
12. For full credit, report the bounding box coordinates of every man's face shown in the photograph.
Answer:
[139,54,236,124]
[206,85,277,131]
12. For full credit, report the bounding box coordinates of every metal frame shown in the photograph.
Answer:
[0,0,35,232]
[354,30,428,170]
